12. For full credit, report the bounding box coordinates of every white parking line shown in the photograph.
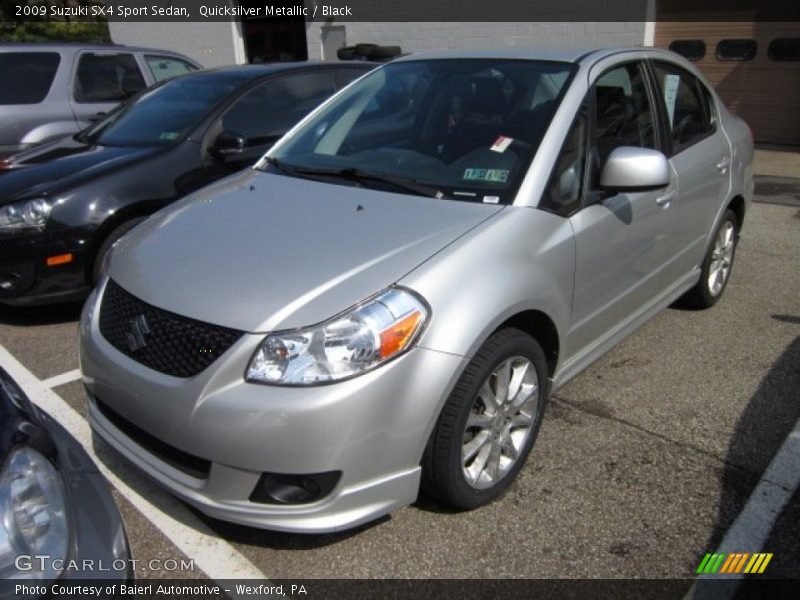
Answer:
[685,416,800,598]
[0,344,265,584]
[41,368,83,389]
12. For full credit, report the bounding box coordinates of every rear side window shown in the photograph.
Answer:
[336,68,368,88]
[768,38,800,61]
[0,52,60,105]
[669,40,706,62]
[145,55,198,82]
[652,62,715,153]
[74,53,147,103]
[220,71,338,144]
[716,39,757,61]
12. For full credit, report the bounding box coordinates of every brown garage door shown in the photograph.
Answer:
[656,17,800,146]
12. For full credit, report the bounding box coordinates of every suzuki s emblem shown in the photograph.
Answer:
[126,314,151,352]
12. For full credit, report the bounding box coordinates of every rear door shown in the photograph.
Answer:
[567,60,677,354]
[70,50,148,129]
[648,60,731,275]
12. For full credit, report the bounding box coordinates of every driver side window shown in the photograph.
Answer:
[592,62,657,173]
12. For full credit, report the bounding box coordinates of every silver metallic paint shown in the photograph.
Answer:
[80,48,754,532]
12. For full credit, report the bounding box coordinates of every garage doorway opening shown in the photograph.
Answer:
[242,13,308,63]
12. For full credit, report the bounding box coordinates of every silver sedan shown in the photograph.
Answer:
[79,47,753,533]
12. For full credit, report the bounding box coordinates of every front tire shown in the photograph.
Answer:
[683,208,738,308]
[422,328,548,509]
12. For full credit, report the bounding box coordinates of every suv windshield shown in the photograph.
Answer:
[264,59,575,203]
[82,74,239,147]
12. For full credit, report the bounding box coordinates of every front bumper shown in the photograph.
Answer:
[0,230,91,306]
[80,282,467,533]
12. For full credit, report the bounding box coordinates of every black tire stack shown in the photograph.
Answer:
[337,43,402,62]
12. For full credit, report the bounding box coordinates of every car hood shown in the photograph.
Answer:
[109,170,503,333]
[0,137,159,205]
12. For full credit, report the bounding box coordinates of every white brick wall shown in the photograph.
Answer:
[109,21,646,67]
[109,21,244,68]
[306,22,646,61]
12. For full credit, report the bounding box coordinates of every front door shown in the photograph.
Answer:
[568,60,676,355]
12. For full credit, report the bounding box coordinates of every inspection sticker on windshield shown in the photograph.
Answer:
[463,168,509,183]
[490,136,514,153]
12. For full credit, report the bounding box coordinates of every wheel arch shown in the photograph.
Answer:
[491,309,560,378]
[83,202,157,283]
[728,195,745,232]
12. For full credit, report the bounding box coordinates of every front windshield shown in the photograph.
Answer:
[265,59,575,203]
[82,74,239,147]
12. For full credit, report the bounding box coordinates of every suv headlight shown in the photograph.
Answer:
[0,199,51,233]
[247,287,429,385]
[0,446,68,580]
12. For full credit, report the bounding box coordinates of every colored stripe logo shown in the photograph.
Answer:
[696,552,773,574]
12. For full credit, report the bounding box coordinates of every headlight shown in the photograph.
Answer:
[0,199,51,233]
[247,287,429,385]
[0,446,68,580]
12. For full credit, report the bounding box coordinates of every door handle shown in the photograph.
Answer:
[656,191,676,209]
[716,157,731,174]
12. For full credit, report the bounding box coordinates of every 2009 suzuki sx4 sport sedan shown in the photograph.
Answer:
[80,48,753,533]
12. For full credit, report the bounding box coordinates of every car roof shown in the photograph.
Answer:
[0,42,190,54]
[193,61,375,81]
[393,47,670,65]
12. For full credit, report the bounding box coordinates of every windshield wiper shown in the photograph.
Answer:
[263,158,444,199]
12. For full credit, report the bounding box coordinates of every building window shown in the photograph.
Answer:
[669,40,706,62]
[716,39,757,61]
[768,38,800,61]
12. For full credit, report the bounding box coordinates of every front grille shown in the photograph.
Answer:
[95,397,211,479]
[99,279,244,378]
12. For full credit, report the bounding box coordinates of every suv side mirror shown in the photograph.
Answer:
[600,147,670,192]
[210,132,246,159]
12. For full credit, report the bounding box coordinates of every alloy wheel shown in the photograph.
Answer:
[461,356,539,490]
[708,220,735,297]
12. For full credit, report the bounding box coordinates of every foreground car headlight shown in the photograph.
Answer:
[247,287,429,385]
[0,199,51,233]
[0,446,68,580]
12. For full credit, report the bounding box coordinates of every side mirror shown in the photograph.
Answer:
[210,132,246,159]
[600,147,670,192]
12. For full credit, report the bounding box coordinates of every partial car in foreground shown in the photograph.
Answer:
[80,48,753,532]
[0,367,130,586]
[0,62,373,306]
[0,43,201,158]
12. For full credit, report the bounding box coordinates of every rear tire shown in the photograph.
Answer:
[91,217,146,283]
[422,328,548,509]
[682,208,738,308]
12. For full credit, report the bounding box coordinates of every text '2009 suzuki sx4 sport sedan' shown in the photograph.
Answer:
[79,48,753,533]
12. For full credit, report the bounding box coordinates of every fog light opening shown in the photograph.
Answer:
[249,471,341,505]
